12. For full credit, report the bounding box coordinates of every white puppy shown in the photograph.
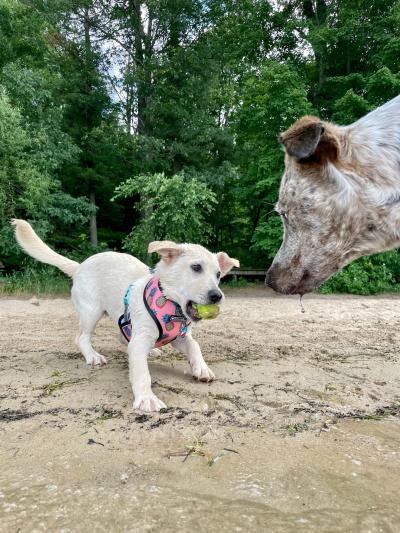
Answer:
[12,220,239,412]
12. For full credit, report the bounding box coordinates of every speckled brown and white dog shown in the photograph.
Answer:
[266,95,400,294]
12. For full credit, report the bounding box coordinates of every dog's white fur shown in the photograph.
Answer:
[13,220,239,412]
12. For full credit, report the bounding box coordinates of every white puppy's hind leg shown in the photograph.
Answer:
[128,335,166,412]
[72,282,107,365]
[172,335,215,382]
[76,310,107,366]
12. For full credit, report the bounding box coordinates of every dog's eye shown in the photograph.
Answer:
[191,264,202,273]
[216,271,221,280]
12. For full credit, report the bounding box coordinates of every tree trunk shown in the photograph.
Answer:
[128,0,147,134]
[89,191,98,247]
[84,7,98,247]
[84,6,92,124]
[302,0,328,88]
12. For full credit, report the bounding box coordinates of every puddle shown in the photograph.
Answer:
[1,419,400,532]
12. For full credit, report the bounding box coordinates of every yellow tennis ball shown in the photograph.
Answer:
[192,303,220,319]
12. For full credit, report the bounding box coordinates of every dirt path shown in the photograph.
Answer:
[1,288,400,532]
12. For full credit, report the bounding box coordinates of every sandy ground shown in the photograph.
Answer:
[1,287,400,532]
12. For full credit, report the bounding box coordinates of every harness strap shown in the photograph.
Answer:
[123,283,135,321]
[143,278,164,343]
[118,277,190,345]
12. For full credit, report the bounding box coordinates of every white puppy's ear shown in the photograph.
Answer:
[148,241,182,264]
[216,252,240,277]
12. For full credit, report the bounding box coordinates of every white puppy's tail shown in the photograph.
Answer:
[12,219,80,278]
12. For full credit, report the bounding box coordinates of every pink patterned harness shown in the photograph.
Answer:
[118,277,191,348]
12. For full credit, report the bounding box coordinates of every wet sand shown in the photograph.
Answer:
[1,288,400,532]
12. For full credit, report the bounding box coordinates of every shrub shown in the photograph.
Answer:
[320,251,400,295]
[0,264,71,295]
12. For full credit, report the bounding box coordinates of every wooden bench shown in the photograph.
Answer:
[229,268,267,281]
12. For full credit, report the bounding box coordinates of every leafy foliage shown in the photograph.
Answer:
[1,0,400,293]
[233,62,313,265]
[0,264,71,295]
[114,172,216,259]
[321,252,400,295]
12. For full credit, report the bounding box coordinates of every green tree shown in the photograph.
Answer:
[48,0,116,246]
[113,171,216,259]
[233,62,313,264]
[0,0,93,265]
[2,0,400,294]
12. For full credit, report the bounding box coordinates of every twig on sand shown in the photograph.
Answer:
[223,447,239,454]
[251,384,264,401]
[206,447,240,466]
[42,377,91,396]
[87,438,104,446]
[166,441,240,466]
[166,439,206,462]
[213,393,244,408]
[95,409,122,423]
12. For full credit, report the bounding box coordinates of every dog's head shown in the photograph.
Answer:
[149,241,239,321]
[266,115,385,294]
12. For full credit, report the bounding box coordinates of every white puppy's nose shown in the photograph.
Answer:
[208,290,222,303]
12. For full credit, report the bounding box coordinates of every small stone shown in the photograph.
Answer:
[29,296,39,306]
[201,395,216,414]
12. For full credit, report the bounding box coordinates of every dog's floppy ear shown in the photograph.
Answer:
[279,115,340,163]
[148,241,182,264]
[279,116,324,159]
[216,252,240,277]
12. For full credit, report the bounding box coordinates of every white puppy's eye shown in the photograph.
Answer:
[191,264,202,273]
[216,271,221,280]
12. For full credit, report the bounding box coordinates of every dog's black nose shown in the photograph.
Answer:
[208,290,222,303]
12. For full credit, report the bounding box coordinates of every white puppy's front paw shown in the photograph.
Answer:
[86,352,107,366]
[150,348,162,357]
[133,393,167,412]
[191,362,215,382]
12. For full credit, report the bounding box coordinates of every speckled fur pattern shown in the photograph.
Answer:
[267,95,400,294]
[12,220,239,412]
